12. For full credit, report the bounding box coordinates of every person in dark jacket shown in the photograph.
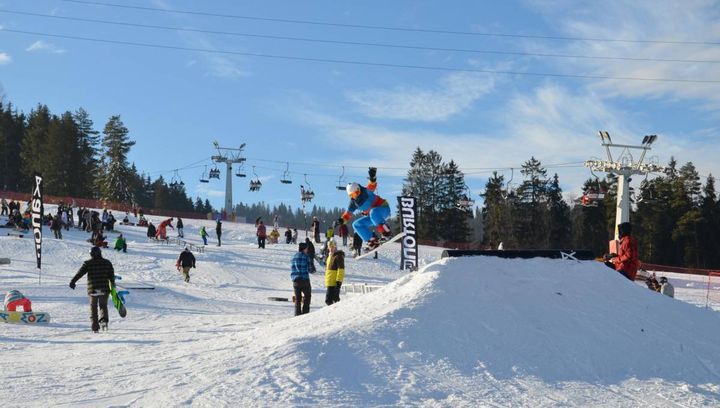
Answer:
[176,247,196,283]
[147,222,156,239]
[216,219,222,247]
[69,246,116,332]
[351,232,363,258]
[284,227,293,244]
[305,237,317,274]
[176,217,184,238]
[291,242,312,316]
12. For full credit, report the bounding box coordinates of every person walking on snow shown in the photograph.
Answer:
[69,247,116,333]
[176,217,184,238]
[176,247,196,283]
[324,240,345,306]
[200,226,208,245]
[291,242,312,316]
[256,220,267,248]
[337,167,392,250]
[215,219,222,246]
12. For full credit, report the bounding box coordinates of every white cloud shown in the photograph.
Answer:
[525,0,720,104]
[0,52,11,65]
[26,40,66,54]
[293,83,720,201]
[176,22,251,79]
[346,72,495,121]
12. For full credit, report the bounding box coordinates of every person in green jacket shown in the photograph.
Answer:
[200,226,208,245]
[113,233,127,253]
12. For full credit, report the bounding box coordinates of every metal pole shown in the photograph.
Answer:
[225,162,233,215]
[614,172,632,240]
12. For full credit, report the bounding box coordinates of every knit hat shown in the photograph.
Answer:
[299,243,308,251]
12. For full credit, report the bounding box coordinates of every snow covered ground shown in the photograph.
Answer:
[1,206,720,407]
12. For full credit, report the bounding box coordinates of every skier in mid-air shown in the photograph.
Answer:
[338,167,392,250]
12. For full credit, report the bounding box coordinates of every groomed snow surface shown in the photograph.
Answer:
[2,207,720,407]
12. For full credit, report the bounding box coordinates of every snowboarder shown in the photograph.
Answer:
[176,247,196,283]
[338,167,392,250]
[113,233,127,253]
[155,217,174,240]
[69,246,116,333]
[291,242,312,316]
[146,222,156,239]
[324,240,345,306]
[4,290,32,312]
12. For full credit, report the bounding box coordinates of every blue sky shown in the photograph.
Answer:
[1,0,719,212]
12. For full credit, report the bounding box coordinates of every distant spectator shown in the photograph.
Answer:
[269,228,280,244]
[216,220,222,247]
[200,226,208,246]
[176,217,184,238]
[256,221,266,249]
[147,222,157,239]
[284,227,293,244]
[660,277,675,298]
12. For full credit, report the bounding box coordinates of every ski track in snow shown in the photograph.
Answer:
[1,206,720,407]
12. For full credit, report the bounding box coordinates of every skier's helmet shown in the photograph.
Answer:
[346,182,361,199]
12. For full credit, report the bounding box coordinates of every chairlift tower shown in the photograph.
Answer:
[212,141,246,214]
[584,131,664,240]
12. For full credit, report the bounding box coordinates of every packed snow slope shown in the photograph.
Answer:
[1,208,720,407]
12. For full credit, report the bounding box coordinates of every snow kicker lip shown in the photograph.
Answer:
[441,249,596,260]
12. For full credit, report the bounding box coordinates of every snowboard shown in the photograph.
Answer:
[0,258,10,265]
[0,310,50,324]
[356,232,406,260]
[109,280,128,318]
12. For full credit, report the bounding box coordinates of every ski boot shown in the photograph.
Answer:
[378,224,393,241]
[365,237,380,251]
[100,322,108,332]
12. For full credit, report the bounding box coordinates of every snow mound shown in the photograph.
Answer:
[198,256,720,406]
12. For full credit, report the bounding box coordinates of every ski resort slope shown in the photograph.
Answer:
[1,211,719,407]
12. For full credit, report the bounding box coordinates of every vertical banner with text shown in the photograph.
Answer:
[397,196,418,271]
[31,173,43,279]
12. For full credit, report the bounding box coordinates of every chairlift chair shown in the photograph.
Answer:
[249,166,262,192]
[336,166,347,191]
[301,175,315,203]
[235,163,246,178]
[280,162,292,184]
[580,169,606,207]
[209,166,221,179]
[199,165,210,183]
[457,184,475,210]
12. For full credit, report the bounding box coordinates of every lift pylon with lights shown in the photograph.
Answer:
[212,141,246,213]
[585,131,664,241]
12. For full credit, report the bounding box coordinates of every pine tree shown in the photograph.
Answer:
[515,157,548,248]
[546,173,571,248]
[20,104,51,187]
[73,108,101,198]
[438,160,472,242]
[97,115,136,203]
[0,102,25,191]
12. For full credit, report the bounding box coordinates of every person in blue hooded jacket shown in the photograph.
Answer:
[337,167,392,249]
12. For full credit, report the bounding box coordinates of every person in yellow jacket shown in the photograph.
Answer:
[324,240,345,305]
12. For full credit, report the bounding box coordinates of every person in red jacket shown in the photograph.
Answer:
[608,222,639,281]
